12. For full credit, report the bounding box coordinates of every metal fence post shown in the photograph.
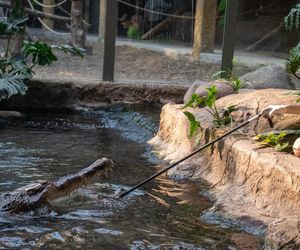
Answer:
[102,0,118,82]
[221,0,238,76]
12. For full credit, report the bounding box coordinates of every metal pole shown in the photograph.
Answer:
[102,0,118,82]
[221,0,238,76]
[119,113,261,199]
[98,0,106,41]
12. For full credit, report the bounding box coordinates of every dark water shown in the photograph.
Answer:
[0,105,263,249]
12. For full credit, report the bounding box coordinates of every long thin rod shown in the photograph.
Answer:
[119,113,261,198]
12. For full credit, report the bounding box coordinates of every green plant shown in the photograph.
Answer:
[22,41,84,67]
[217,0,227,27]
[284,3,300,31]
[0,2,28,57]
[183,86,236,137]
[213,70,252,93]
[286,43,300,80]
[0,3,85,101]
[284,4,300,79]
[255,132,291,152]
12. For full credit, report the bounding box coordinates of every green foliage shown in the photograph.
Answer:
[51,44,85,58]
[217,0,227,27]
[22,41,58,66]
[127,26,140,39]
[285,42,300,79]
[183,111,202,137]
[0,74,27,101]
[255,132,291,152]
[0,4,85,101]
[284,4,300,80]
[0,1,27,36]
[183,85,236,137]
[0,16,28,35]
[284,3,300,31]
[213,70,252,93]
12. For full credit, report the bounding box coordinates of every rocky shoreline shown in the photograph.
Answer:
[149,89,300,248]
[1,78,188,110]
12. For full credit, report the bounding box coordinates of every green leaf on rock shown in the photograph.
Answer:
[183,111,202,137]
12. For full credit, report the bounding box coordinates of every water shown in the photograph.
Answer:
[0,105,263,249]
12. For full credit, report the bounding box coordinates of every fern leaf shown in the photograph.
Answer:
[284,4,300,31]
[0,74,27,100]
[50,44,85,58]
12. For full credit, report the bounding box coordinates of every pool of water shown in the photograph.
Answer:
[0,105,263,249]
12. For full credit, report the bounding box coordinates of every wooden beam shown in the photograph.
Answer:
[245,24,282,52]
[98,0,106,41]
[221,0,238,75]
[192,0,205,58]
[43,0,54,30]
[71,0,86,48]
[102,0,118,82]
[202,0,217,52]
[141,11,180,40]
[192,0,217,58]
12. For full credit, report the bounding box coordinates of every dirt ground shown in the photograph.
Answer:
[33,43,258,84]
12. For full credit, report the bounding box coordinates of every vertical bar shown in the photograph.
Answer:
[192,0,205,58]
[84,0,90,23]
[202,0,217,52]
[43,0,54,30]
[102,0,118,82]
[221,0,238,75]
[98,0,107,41]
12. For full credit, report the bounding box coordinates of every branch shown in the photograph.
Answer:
[0,0,91,29]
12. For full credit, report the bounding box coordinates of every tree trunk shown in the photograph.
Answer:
[71,0,86,48]
[98,0,107,41]
[10,0,26,55]
[192,0,205,58]
[43,0,54,30]
[192,0,217,58]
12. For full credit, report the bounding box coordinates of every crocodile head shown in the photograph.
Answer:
[0,158,114,213]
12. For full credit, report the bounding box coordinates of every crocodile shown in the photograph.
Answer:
[0,158,113,213]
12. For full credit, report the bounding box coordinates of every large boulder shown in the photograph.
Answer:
[184,80,235,104]
[241,65,295,90]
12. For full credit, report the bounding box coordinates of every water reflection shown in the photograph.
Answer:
[0,106,262,249]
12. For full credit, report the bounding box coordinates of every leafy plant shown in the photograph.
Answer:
[284,4,300,79]
[0,4,28,57]
[284,3,300,31]
[0,3,85,101]
[255,132,291,151]
[183,111,202,137]
[183,85,236,137]
[213,70,252,93]
[22,41,85,66]
[217,0,227,27]
[285,42,300,80]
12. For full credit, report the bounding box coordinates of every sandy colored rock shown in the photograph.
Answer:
[149,89,300,247]
[183,80,235,104]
